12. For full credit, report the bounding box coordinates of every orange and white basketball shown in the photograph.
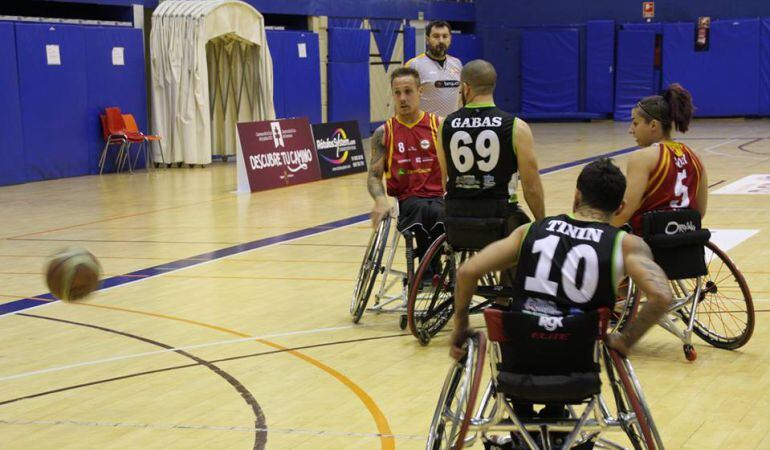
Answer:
[45,247,102,301]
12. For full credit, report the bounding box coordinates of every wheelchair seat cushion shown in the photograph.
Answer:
[497,371,601,403]
[641,209,710,279]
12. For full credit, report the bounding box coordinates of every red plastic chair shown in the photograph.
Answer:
[99,113,127,174]
[103,107,144,173]
[122,113,166,170]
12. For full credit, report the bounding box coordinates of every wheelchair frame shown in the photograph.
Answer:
[427,333,665,450]
[622,240,754,361]
[350,209,416,328]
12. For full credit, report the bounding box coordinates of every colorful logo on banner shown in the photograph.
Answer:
[312,121,367,179]
[237,118,321,192]
[319,128,352,164]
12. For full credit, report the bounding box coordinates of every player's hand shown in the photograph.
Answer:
[449,327,475,360]
[606,332,631,356]
[370,200,390,227]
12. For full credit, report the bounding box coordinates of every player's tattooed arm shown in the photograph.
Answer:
[608,234,672,355]
[367,126,387,200]
[368,126,390,226]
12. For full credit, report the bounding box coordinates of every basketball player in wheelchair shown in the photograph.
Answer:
[611,84,754,360]
[350,67,446,325]
[405,59,546,344]
[430,159,671,450]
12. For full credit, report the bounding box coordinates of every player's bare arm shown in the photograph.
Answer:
[367,125,390,226]
[607,234,672,355]
[696,160,709,219]
[449,225,527,359]
[514,118,545,221]
[611,147,656,227]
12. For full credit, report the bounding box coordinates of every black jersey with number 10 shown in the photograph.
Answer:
[513,214,625,311]
[441,104,518,200]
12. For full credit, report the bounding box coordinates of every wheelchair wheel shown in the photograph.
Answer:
[426,333,486,450]
[604,347,664,450]
[350,218,390,323]
[612,277,641,332]
[676,241,754,350]
[407,234,455,345]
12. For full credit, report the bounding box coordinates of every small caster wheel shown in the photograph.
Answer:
[683,344,697,361]
[399,315,408,330]
[417,329,431,346]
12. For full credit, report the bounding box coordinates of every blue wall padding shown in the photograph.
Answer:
[479,27,521,112]
[761,18,770,115]
[328,62,370,137]
[449,34,482,64]
[663,19,761,117]
[623,23,663,33]
[267,31,322,124]
[586,20,615,114]
[0,23,26,186]
[84,26,147,173]
[328,18,363,29]
[15,23,91,182]
[521,29,579,113]
[328,28,369,63]
[370,19,401,70]
[403,26,416,62]
[613,30,655,121]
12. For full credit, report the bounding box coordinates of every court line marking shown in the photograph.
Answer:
[0,418,426,440]
[0,324,368,382]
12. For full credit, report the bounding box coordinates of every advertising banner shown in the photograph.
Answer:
[236,118,321,192]
[312,120,368,179]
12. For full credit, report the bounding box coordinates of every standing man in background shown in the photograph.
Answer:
[405,20,463,118]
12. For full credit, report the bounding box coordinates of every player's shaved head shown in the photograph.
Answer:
[461,60,496,95]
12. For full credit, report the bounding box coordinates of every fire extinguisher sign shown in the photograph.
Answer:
[643,2,655,19]
[695,16,711,51]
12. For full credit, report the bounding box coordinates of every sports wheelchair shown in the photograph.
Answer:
[617,209,754,361]
[350,205,417,328]
[406,203,516,345]
[427,305,664,450]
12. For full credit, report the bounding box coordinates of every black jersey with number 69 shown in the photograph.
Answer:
[441,104,517,200]
[513,214,625,311]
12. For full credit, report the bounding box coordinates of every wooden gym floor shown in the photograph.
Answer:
[0,119,768,449]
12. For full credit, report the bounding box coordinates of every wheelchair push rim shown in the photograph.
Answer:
[676,240,754,349]
[350,217,390,323]
[407,234,455,345]
[426,333,486,450]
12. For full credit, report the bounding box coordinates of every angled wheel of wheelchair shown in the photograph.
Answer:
[407,234,455,345]
[350,217,390,323]
[426,333,486,450]
[604,347,664,450]
[675,240,754,350]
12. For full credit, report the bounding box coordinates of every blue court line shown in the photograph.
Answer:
[0,143,644,317]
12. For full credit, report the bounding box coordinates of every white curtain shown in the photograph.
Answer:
[150,0,275,165]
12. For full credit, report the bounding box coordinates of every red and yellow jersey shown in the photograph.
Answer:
[383,111,444,201]
[631,141,704,233]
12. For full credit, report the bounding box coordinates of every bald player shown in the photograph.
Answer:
[437,59,545,237]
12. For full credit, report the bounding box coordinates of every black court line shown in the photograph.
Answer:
[8,238,243,245]
[738,137,769,156]
[708,179,726,189]
[16,313,267,450]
